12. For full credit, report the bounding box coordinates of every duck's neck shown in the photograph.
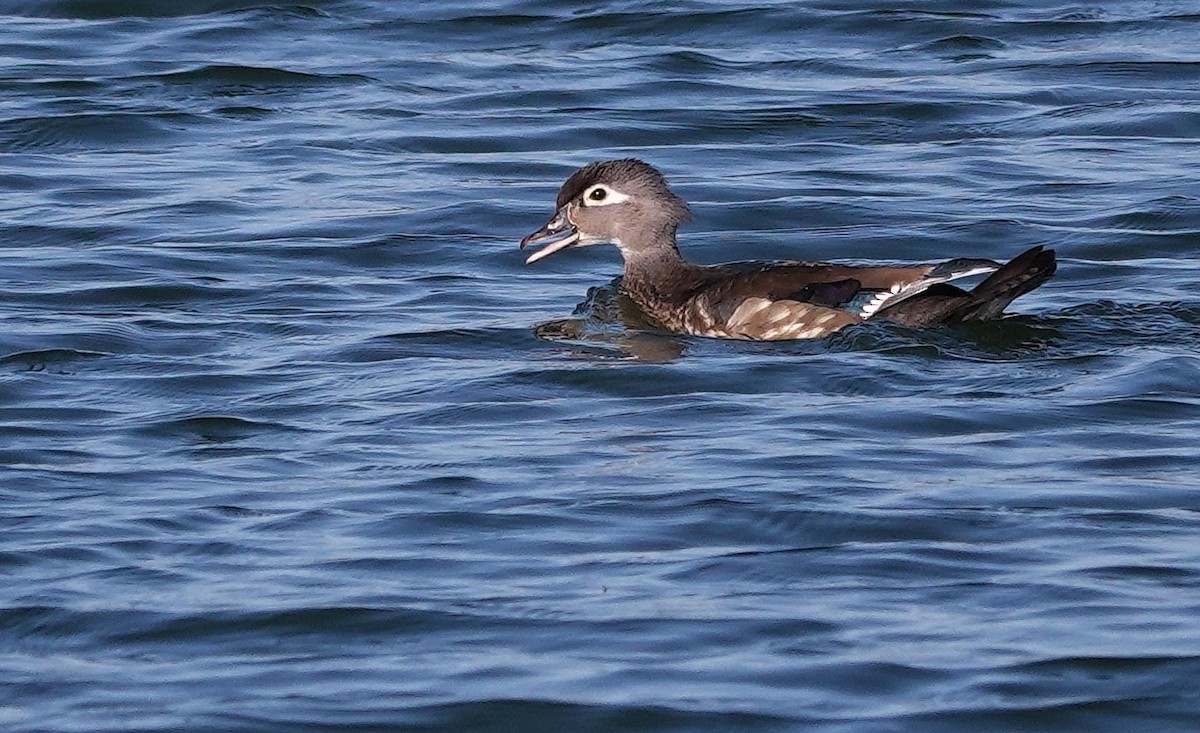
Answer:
[618,234,708,305]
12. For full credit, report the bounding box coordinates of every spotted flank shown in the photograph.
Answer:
[722,296,853,340]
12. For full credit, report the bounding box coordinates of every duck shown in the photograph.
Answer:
[520,159,1056,340]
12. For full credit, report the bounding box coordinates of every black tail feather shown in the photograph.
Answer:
[879,246,1056,326]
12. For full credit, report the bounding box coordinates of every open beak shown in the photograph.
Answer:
[520,207,580,264]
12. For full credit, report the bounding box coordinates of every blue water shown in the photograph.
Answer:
[3,2,1200,731]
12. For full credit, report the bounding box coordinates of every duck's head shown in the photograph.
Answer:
[520,159,690,264]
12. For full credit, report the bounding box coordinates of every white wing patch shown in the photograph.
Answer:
[859,283,904,318]
[857,263,1000,320]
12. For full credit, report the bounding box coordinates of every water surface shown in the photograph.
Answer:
[3,2,1200,731]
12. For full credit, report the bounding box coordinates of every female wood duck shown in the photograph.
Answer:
[520,159,1056,340]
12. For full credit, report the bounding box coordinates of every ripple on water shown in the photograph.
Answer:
[0,112,205,152]
[0,348,109,373]
[4,2,1200,732]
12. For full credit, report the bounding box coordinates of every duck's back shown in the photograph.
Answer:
[618,253,1047,341]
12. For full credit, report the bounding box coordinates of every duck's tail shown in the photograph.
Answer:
[877,245,1057,326]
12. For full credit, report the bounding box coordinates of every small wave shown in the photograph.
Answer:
[9,1,329,20]
[1049,300,1200,349]
[1015,60,1200,85]
[0,348,109,373]
[136,64,373,88]
[329,327,537,363]
[900,34,1007,62]
[379,700,792,733]
[22,281,258,309]
[0,112,200,152]
[138,415,300,443]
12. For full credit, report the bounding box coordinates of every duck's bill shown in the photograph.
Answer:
[520,210,579,264]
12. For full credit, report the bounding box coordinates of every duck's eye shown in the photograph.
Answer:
[587,187,608,202]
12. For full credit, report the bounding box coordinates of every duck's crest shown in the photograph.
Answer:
[555,159,691,225]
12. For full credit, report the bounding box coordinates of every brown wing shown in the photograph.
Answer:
[664,258,1022,340]
[699,262,936,302]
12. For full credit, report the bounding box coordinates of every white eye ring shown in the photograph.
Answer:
[582,184,630,206]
